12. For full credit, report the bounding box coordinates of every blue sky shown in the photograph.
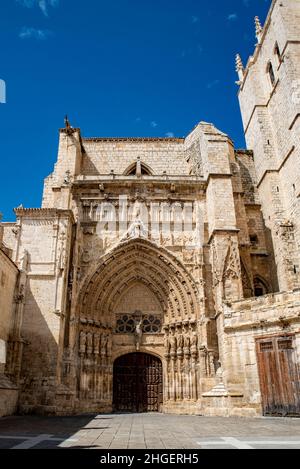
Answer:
[0,0,270,221]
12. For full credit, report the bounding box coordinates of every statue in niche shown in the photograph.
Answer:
[106,334,112,358]
[79,331,86,355]
[93,334,100,355]
[86,332,93,355]
[191,332,198,349]
[216,361,223,383]
[191,333,198,360]
[177,334,184,359]
[164,333,170,357]
[101,334,108,357]
[125,218,148,240]
[134,319,143,351]
[184,335,191,356]
[20,250,29,272]
[169,330,177,357]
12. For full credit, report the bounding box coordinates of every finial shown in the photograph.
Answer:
[235,54,244,83]
[255,16,263,42]
[64,115,71,129]
[64,115,74,135]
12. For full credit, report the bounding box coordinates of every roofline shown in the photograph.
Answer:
[82,137,185,143]
[0,247,19,272]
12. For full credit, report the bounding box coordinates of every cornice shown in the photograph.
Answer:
[14,208,75,223]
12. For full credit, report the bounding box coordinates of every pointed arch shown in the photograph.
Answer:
[77,238,200,325]
[221,238,243,301]
[254,275,270,297]
[124,161,153,176]
[240,257,254,299]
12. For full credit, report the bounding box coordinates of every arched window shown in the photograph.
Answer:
[267,61,276,87]
[254,277,269,297]
[124,161,153,176]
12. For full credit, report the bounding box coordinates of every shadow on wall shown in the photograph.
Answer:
[16,283,60,414]
[237,157,279,295]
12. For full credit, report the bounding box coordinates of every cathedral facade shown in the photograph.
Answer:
[0,0,300,418]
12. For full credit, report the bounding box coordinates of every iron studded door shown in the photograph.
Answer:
[113,353,163,413]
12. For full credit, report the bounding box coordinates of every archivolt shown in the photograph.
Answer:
[77,238,200,323]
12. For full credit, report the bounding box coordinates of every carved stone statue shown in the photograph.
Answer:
[86,332,93,356]
[191,333,198,349]
[93,334,100,355]
[170,332,177,358]
[216,361,223,383]
[127,219,147,240]
[134,319,143,351]
[101,334,108,357]
[20,250,29,272]
[184,335,191,356]
[164,334,170,357]
[191,333,198,360]
[79,331,86,355]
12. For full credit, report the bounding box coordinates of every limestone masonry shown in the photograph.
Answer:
[0,0,300,418]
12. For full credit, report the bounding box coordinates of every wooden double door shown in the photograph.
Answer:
[113,353,163,413]
[256,335,300,417]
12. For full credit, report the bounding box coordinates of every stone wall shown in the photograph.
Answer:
[81,139,188,176]
[6,209,74,414]
[0,249,18,374]
[0,246,19,417]
[238,0,300,292]
[213,290,300,417]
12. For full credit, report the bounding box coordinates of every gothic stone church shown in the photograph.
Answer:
[1,0,300,418]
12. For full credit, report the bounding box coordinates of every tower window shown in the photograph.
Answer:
[254,277,269,297]
[250,234,259,247]
[267,62,276,87]
[274,42,281,63]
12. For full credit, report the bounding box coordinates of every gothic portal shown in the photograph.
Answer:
[1,0,300,418]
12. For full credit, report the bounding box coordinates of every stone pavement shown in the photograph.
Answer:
[0,413,300,449]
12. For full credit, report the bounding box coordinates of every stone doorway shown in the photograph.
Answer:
[113,353,163,413]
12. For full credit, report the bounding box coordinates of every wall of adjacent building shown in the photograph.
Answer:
[0,247,19,417]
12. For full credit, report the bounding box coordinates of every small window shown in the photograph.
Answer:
[267,61,276,87]
[254,277,269,297]
[255,286,264,297]
[274,42,281,63]
[250,234,259,247]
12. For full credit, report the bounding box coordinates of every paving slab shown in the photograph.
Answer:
[0,413,300,449]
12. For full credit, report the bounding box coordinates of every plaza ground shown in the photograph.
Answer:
[0,413,300,449]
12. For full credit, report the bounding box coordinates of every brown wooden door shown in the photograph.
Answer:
[113,353,163,413]
[256,336,300,416]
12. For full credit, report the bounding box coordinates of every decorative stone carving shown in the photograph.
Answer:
[115,314,162,334]
[164,333,170,358]
[177,334,184,359]
[79,331,86,355]
[134,319,143,351]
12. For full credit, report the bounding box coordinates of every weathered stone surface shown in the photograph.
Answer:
[0,0,299,419]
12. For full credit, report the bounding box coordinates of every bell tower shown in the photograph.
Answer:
[236,0,300,292]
